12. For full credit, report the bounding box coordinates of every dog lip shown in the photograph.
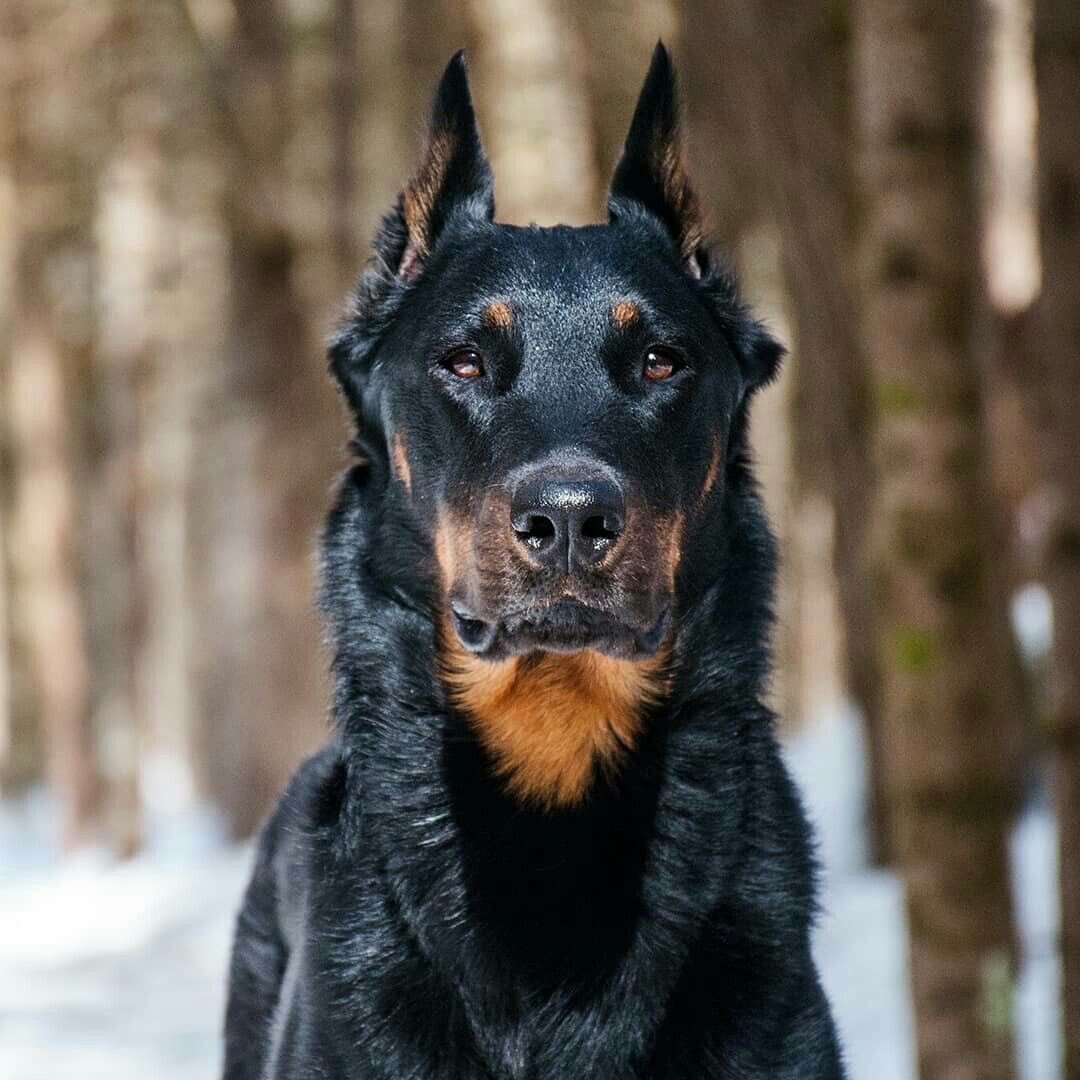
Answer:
[450,604,498,654]
[452,599,669,660]
[633,606,670,654]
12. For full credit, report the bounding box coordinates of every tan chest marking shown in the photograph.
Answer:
[441,631,668,809]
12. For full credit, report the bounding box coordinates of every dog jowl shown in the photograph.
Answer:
[224,44,845,1080]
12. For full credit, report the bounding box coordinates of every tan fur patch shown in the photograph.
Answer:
[434,512,467,587]
[402,130,456,260]
[392,433,412,494]
[612,300,641,329]
[656,139,703,265]
[441,628,669,809]
[662,511,686,589]
[482,300,513,329]
[698,437,723,507]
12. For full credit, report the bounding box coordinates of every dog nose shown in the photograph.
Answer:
[510,469,625,571]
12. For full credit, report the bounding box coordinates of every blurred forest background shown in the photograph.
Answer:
[0,1,1078,1078]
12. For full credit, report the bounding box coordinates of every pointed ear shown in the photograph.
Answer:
[608,43,704,276]
[397,50,494,279]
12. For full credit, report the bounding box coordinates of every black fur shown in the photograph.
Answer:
[224,45,844,1079]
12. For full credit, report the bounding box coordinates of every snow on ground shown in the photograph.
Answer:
[0,709,1062,1079]
[0,793,251,1080]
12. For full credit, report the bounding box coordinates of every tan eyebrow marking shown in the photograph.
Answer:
[612,300,641,329]
[481,300,513,329]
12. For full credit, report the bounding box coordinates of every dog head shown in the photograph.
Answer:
[332,45,780,660]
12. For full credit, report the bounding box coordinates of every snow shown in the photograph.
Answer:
[0,712,1061,1079]
[0,793,251,1080]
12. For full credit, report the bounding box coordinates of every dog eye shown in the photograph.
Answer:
[643,347,681,382]
[441,348,484,380]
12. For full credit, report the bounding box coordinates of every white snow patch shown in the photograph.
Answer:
[0,791,251,1080]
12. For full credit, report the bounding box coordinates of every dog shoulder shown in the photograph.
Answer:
[251,742,349,929]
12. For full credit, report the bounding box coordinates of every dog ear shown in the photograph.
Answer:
[395,50,494,280]
[608,43,703,277]
[736,319,785,391]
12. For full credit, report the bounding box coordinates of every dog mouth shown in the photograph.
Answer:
[450,599,670,660]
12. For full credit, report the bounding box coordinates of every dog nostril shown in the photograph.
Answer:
[581,514,621,542]
[516,513,557,550]
[510,465,625,569]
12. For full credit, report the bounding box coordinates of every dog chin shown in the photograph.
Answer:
[450,599,670,661]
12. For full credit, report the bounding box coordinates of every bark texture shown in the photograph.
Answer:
[854,2,1022,1075]
[721,0,887,855]
[1031,1,1080,1073]
[3,0,105,844]
[185,0,335,837]
[463,0,598,225]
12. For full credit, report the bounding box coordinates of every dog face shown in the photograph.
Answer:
[331,46,781,668]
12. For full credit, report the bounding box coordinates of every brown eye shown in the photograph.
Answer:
[643,347,679,382]
[443,348,484,379]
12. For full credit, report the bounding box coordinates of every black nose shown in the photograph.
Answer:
[510,467,625,571]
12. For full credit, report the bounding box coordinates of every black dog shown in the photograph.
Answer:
[223,45,845,1079]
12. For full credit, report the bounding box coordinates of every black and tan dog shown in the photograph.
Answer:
[223,45,845,1080]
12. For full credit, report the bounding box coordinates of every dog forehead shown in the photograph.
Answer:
[442,224,673,331]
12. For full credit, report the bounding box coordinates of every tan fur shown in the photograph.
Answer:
[392,433,412,494]
[402,131,455,260]
[441,628,668,809]
[612,300,641,329]
[699,437,723,506]
[663,511,686,589]
[434,512,468,586]
[482,300,513,329]
[657,139,703,265]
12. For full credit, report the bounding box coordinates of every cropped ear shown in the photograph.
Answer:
[398,50,494,279]
[608,43,704,277]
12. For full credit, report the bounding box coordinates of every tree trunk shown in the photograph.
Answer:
[330,0,359,292]
[462,0,599,225]
[570,1,677,190]
[0,15,33,794]
[711,0,889,859]
[679,0,761,251]
[1030,1,1080,1073]
[678,2,802,739]
[854,2,1022,1076]
[680,3,888,858]
[3,0,104,844]
[183,0,334,838]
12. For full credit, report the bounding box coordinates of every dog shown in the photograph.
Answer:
[222,44,845,1080]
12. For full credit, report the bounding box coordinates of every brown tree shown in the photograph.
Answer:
[463,0,599,225]
[180,0,336,837]
[687,0,888,859]
[854,1,1023,1075]
[571,1,677,205]
[2,0,106,845]
[1030,0,1080,1073]
[329,0,360,291]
